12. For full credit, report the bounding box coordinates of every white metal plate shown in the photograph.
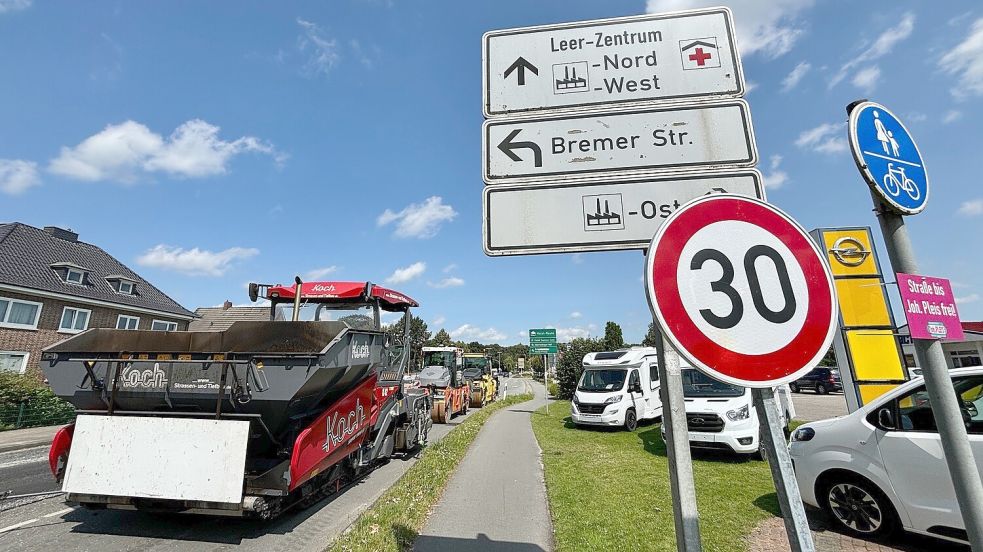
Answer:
[483,171,763,256]
[483,100,756,184]
[63,416,250,504]
[483,7,743,116]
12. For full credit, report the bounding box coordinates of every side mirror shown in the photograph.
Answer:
[877,408,895,430]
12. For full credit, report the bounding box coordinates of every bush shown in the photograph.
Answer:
[555,337,603,400]
[0,372,75,431]
[548,381,559,398]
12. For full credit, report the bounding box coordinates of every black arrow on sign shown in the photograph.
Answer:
[504,57,538,86]
[498,129,543,167]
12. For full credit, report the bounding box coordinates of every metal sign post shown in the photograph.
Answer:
[848,100,983,550]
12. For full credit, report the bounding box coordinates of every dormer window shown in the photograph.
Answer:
[66,268,85,284]
[118,281,134,295]
[51,262,90,286]
[106,275,137,295]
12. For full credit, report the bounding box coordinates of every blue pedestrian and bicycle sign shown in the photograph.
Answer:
[848,101,929,215]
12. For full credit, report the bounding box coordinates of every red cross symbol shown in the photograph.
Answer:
[688,47,712,66]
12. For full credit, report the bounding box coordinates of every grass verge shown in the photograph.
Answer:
[531,405,784,552]
[328,390,535,552]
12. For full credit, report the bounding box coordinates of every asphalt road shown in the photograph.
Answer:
[0,378,525,552]
[790,390,849,422]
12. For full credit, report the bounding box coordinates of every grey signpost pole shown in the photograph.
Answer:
[870,190,983,550]
[751,389,815,551]
[653,322,703,552]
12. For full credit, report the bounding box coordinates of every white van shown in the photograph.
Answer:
[571,347,662,431]
[665,367,795,456]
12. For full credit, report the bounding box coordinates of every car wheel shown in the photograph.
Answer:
[821,476,898,538]
[789,383,799,393]
[624,409,638,432]
[816,383,828,395]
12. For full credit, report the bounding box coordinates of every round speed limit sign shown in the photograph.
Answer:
[645,195,837,387]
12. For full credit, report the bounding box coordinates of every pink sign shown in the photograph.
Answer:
[897,273,965,341]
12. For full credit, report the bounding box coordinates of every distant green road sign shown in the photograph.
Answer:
[529,328,557,354]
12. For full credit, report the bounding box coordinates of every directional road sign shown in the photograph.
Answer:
[645,195,837,387]
[483,100,756,183]
[529,328,558,354]
[483,171,764,256]
[848,101,929,215]
[483,8,743,117]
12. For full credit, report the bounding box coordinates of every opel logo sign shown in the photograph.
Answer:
[829,237,871,267]
[690,417,705,424]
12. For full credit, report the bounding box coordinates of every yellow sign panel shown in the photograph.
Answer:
[836,278,891,327]
[822,229,879,277]
[846,329,905,381]
[859,384,898,405]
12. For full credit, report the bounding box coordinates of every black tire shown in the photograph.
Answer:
[789,383,799,393]
[624,409,638,432]
[820,475,899,539]
[816,383,828,395]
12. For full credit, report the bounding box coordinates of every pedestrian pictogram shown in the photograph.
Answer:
[848,101,929,215]
[680,37,720,70]
[645,194,837,387]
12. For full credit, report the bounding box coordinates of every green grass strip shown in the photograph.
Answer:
[531,404,783,552]
[329,391,535,552]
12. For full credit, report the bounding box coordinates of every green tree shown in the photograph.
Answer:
[386,313,430,369]
[602,321,625,351]
[642,322,660,347]
[429,328,452,347]
[555,337,604,400]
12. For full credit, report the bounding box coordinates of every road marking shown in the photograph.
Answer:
[0,453,48,469]
[42,507,73,518]
[0,517,39,534]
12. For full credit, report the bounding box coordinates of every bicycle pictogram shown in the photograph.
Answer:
[882,162,920,201]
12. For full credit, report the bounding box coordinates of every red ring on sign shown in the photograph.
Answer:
[651,197,833,383]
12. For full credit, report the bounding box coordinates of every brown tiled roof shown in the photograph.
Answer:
[188,306,280,331]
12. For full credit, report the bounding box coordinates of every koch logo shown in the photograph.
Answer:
[120,363,167,388]
[312,284,337,293]
[352,341,371,359]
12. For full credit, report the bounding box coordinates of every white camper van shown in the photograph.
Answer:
[662,367,795,456]
[571,348,662,431]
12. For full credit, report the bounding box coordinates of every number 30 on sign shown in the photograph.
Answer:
[645,195,837,388]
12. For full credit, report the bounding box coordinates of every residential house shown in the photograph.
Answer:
[0,223,194,376]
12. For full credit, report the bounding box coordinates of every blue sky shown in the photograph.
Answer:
[1,0,982,344]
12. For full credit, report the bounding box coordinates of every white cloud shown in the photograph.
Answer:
[957,199,983,216]
[0,0,31,14]
[49,119,281,183]
[745,80,759,94]
[831,12,914,88]
[906,112,928,123]
[432,315,446,326]
[385,261,426,284]
[136,245,259,276]
[548,326,591,342]
[297,18,340,77]
[428,276,465,289]
[0,159,40,195]
[449,324,507,343]
[795,122,848,154]
[570,311,582,319]
[571,253,584,264]
[781,61,811,92]
[943,110,963,124]
[940,18,983,98]
[956,293,980,305]
[304,266,338,280]
[377,196,457,239]
[442,263,458,273]
[851,66,881,93]
[762,155,788,190]
[647,0,815,58]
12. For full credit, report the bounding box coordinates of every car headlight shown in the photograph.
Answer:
[726,404,750,421]
[603,395,623,405]
[791,427,815,442]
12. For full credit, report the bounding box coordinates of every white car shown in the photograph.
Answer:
[790,367,983,545]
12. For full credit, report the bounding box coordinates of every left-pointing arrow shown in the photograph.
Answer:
[498,129,542,167]
[504,56,538,86]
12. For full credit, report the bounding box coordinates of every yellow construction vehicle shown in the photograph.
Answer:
[463,353,497,408]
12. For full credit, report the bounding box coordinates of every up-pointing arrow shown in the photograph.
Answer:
[498,129,542,167]
[504,57,538,86]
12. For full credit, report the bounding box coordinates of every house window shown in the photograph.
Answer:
[151,320,178,332]
[118,281,134,295]
[60,307,91,333]
[65,268,86,285]
[951,350,983,368]
[0,352,29,374]
[0,296,42,330]
[116,314,140,330]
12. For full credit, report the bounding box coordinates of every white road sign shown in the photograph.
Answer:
[483,100,756,184]
[483,8,743,116]
[483,171,763,256]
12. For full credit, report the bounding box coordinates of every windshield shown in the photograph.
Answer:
[463,356,488,374]
[423,351,456,369]
[277,303,379,330]
[681,369,745,398]
[463,367,483,379]
[578,369,627,392]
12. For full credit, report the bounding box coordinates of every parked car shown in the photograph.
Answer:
[662,367,794,457]
[571,348,662,431]
[790,367,842,394]
[790,367,983,545]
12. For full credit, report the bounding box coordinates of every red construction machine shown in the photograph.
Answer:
[41,279,432,518]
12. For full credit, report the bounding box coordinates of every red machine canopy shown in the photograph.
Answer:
[264,281,418,311]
